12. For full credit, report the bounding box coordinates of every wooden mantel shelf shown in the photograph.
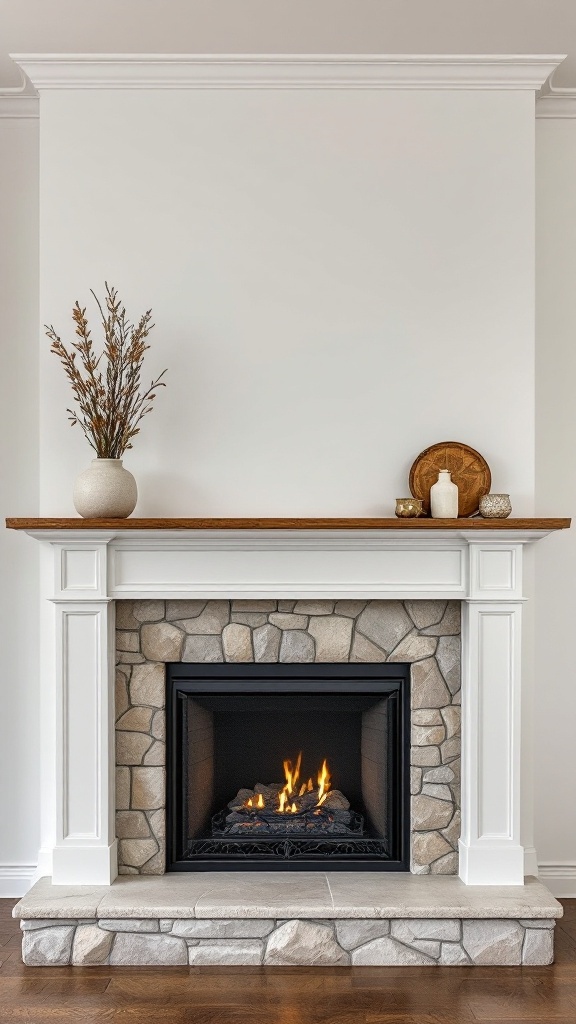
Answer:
[5,517,571,531]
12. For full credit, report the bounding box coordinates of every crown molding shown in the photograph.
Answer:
[10,53,565,91]
[536,88,576,118]
[0,95,39,118]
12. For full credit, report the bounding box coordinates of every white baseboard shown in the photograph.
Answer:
[538,863,576,898]
[0,864,36,898]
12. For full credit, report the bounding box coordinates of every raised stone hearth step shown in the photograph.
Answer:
[13,874,561,968]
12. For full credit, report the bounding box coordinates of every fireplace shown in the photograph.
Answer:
[166,664,411,871]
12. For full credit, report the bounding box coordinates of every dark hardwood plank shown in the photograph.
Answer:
[4,517,572,532]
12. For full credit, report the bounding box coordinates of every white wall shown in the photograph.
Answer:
[38,87,536,517]
[0,106,40,895]
[535,117,576,896]
[4,72,576,895]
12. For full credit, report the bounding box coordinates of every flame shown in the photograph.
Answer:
[317,759,331,803]
[298,783,307,797]
[307,778,314,792]
[256,793,264,809]
[278,790,288,813]
[283,752,302,797]
[246,797,253,807]
[290,802,298,813]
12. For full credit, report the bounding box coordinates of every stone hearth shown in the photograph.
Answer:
[115,598,461,876]
[14,874,561,966]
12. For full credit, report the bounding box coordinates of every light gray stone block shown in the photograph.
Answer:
[116,602,139,629]
[356,600,412,653]
[20,919,79,930]
[462,920,523,965]
[412,795,454,831]
[129,663,166,708]
[23,926,74,966]
[441,810,461,849]
[116,731,153,766]
[405,601,446,630]
[441,706,461,738]
[268,613,308,629]
[116,707,154,733]
[231,612,267,627]
[189,940,263,965]
[182,635,223,662]
[110,932,187,965]
[231,600,276,612]
[412,831,453,867]
[422,783,452,802]
[116,631,140,653]
[440,942,471,965]
[431,852,459,874]
[307,615,353,661]
[253,623,281,663]
[519,918,556,927]
[178,601,230,634]
[334,600,367,618]
[118,839,159,869]
[424,766,455,785]
[264,920,348,966]
[410,767,422,795]
[522,928,554,964]
[99,918,159,932]
[133,601,165,623]
[335,919,390,950]
[172,919,274,938]
[279,630,315,663]
[389,634,437,662]
[72,924,113,965]
[423,602,460,637]
[115,670,130,719]
[412,725,445,747]
[352,936,435,965]
[151,710,165,741]
[222,623,253,662]
[148,808,165,840]
[411,658,451,709]
[411,745,441,767]
[131,767,165,810]
[116,767,131,811]
[293,601,335,615]
[141,622,184,662]
[143,740,166,766]
[392,918,460,942]
[160,920,174,932]
[166,600,207,620]
[412,710,443,727]
[350,634,387,662]
[116,811,151,840]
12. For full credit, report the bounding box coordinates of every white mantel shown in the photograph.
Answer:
[14,523,564,888]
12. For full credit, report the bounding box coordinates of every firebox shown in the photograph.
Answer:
[166,663,410,871]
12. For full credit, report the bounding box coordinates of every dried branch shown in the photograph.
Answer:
[46,283,167,459]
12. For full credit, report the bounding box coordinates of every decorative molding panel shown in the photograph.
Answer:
[11,53,565,92]
[0,95,39,118]
[537,89,576,118]
[539,863,576,897]
[0,865,36,898]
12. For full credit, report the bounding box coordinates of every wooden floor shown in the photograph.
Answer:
[2,900,576,1023]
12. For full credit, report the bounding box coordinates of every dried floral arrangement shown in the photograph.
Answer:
[46,284,167,459]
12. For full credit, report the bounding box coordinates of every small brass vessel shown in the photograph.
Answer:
[395,498,424,518]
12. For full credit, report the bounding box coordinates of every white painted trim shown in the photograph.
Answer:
[0,96,39,118]
[10,54,564,91]
[0,865,36,898]
[538,863,576,897]
[537,89,576,119]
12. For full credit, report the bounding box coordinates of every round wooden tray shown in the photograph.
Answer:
[409,441,491,518]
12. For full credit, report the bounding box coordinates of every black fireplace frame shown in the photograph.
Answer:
[166,662,411,872]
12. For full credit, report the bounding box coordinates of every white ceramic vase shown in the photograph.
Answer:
[73,458,138,518]
[430,469,459,519]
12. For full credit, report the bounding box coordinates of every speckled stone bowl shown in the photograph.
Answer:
[479,493,512,519]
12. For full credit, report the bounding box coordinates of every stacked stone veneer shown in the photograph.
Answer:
[20,916,555,967]
[115,599,461,875]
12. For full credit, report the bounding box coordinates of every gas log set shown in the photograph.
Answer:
[214,753,362,836]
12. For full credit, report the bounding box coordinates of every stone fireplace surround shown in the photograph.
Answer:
[9,521,567,965]
[114,598,461,877]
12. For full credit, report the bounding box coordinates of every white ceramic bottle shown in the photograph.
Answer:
[430,470,459,519]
